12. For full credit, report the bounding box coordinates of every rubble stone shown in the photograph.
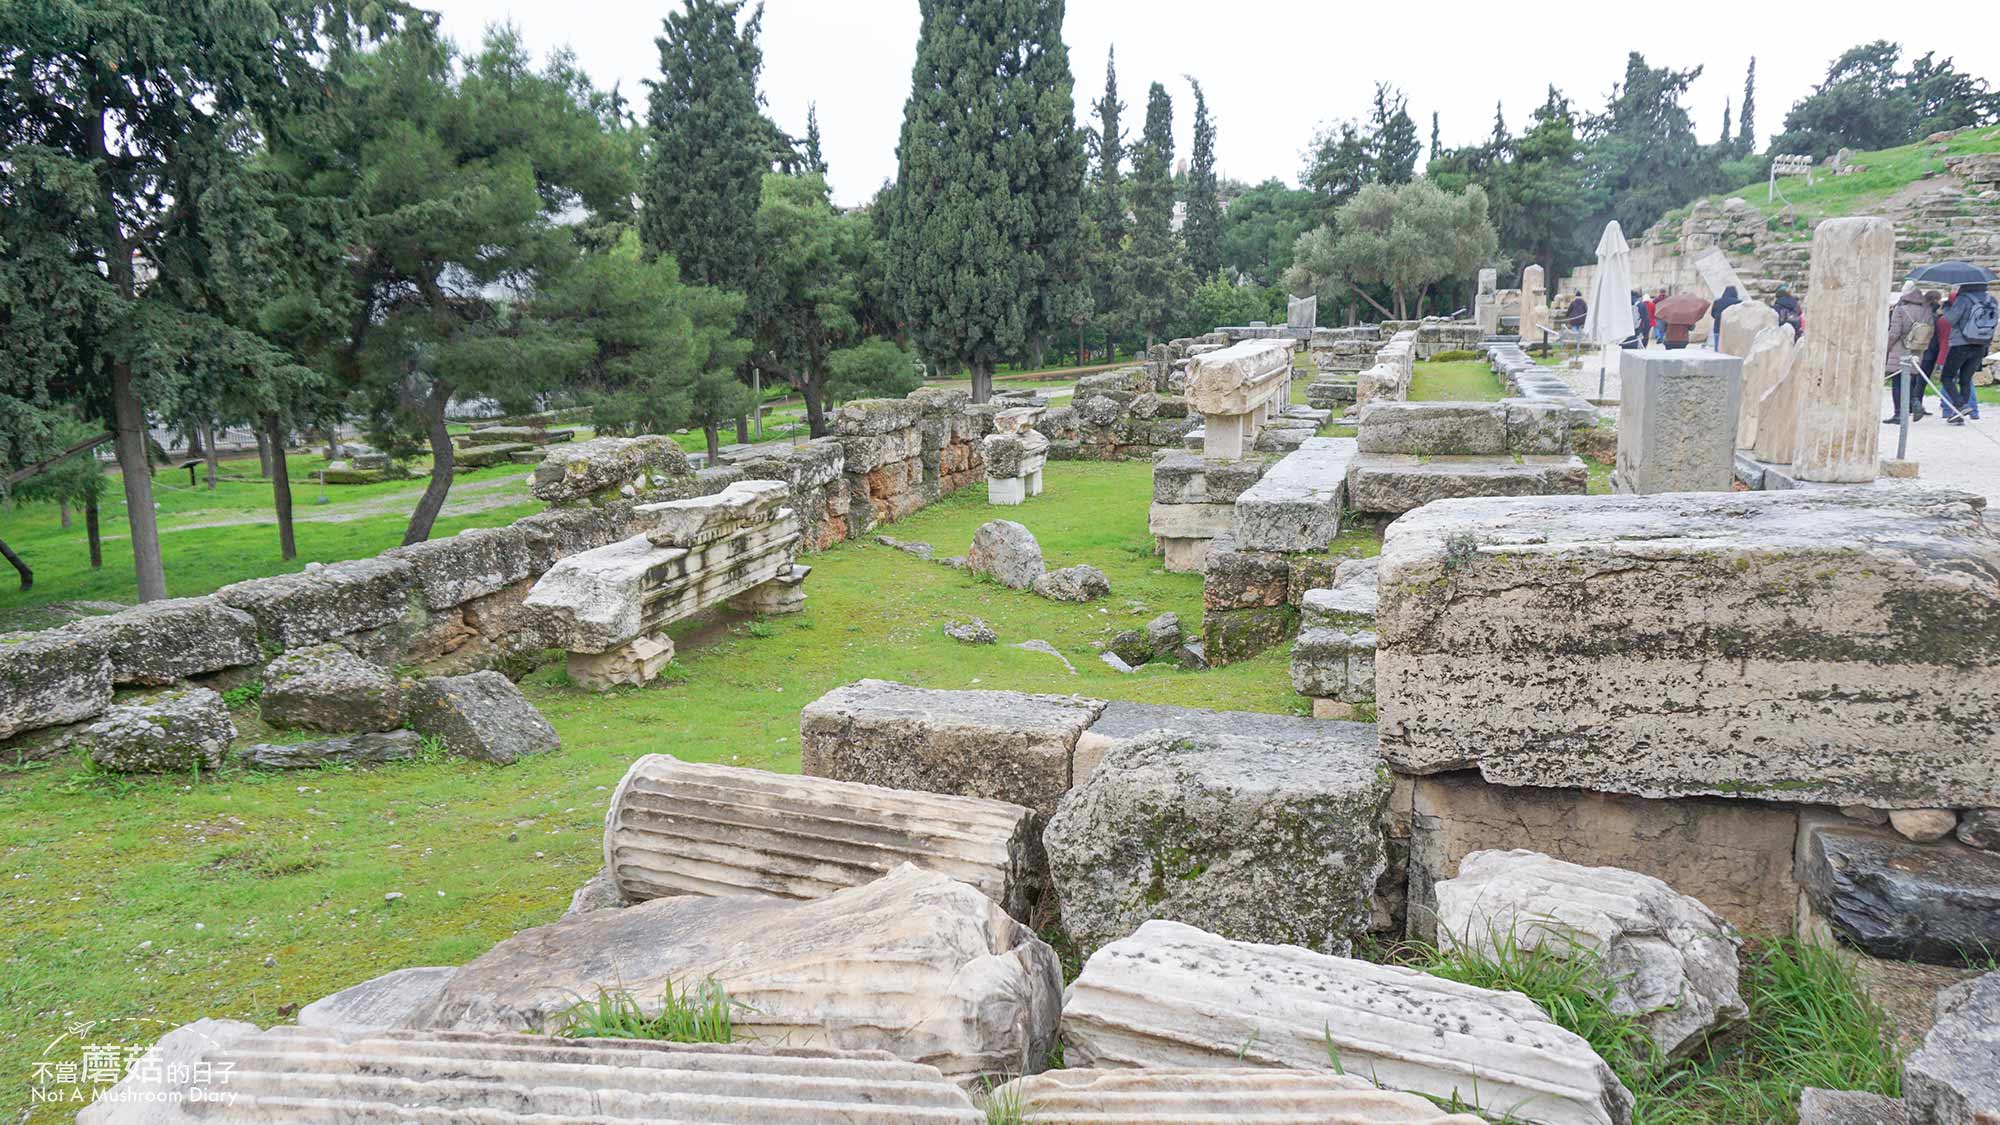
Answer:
[58,598,261,687]
[259,644,405,733]
[78,687,236,773]
[1031,564,1109,603]
[1797,1088,1908,1125]
[1903,970,2000,1124]
[1799,817,2000,966]
[234,730,424,770]
[405,671,559,764]
[967,519,1045,589]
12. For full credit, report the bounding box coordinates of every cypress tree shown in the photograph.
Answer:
[1720,99,1733,147]
[1431,111,1442,161]
[642,0,768,292]
[1184,77,1223,281]
[1738,58,1758,154]
[1088,48,1128,348]
[1124,82,1192,348]
[890,0,1079,401]
[803,102,827,174]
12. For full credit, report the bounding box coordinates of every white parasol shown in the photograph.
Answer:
[1582,220,1634,396]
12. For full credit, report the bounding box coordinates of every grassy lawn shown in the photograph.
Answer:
[1663,130,2000,237]
[0,458,1326,1120]
[1409,359,1507,403]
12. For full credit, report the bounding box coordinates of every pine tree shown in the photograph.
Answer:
[1738,57,1758,154]
[1124,82,1192,347]
[1183,77,1223,281]
[642,0,768,293]
[1370,84,1421,184]
[1430,111,1442,162]
[803,102,826,174]
[889,0,1079,402]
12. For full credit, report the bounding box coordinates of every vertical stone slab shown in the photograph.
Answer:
[1737,325,1800,451]
[1718,300,1777,359]
[1519,264,1546,340]
[1792,217,1894,483]
[1476,268,1499,334]
[1614,348,1743,493]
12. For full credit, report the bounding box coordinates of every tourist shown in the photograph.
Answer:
[1912,289,1950,419]
[1567,293,1587,329]
[1652,290,1669,344]
[1708,285,1741,349]
[1653,291,1709,351]
[1774,285,1804,336]
[1883,283,1934,424]
[1939,283,1996,425]
[1626,289,1648,348]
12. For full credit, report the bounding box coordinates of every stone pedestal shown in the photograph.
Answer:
[727,563,809,615]
[1519,264,1547,341]
[983,428,1048,506]
[1475,268,1499,334]
[567,634,674,692]
[1614,348,1742,494]
[1792,217,1895,483]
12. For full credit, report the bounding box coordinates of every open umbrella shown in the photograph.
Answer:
[1582,221,1634,397]
[1907,260,1997,286]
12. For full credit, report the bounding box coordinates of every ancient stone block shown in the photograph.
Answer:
[58,598,261,687]
[567,633,675,691]
[1719,299,1778,359]
[514,503,637,572]
[1375,490,2000,809]
[833,396,925,436]
[1903,970,2000,1124]
[81,1023,983,1124]
[1358,402,1507,456]
[992,1068,1484,1123]
[1437,849,1746,1060]
[1799,816,2000,966]
[405,671,558,764]
[1201,603,1295,667]
[529,435,695,505]
[1737,323,1803,450]
[216,556,417,650]
[298,965,460,1032]
[259,644,405,733]
[800,679,1105,815]
[385,526,534,610]
[1793,218,1895,484]
[1233,437,1354,552]
[1798,1088,1908,1125]
[604,753,1044,919]
[1045,729,1388,955]
[0,627,111,740]
[1201,534,1289,610]
[1614,348,1742,494]
[233,730,424,770]
[1148,500,1237,539]
[967,519,1045,589]
[642,480,789,548]
[413,865,1059,1087]
[77,687,236,773]
[1291,627,1378,703]
[1062,920,1634,1125]
[1346,454,1588,514]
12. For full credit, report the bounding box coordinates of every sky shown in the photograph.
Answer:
[425,0,2000,208]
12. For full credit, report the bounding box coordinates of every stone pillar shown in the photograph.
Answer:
[1475,268,1499,334]
[1615,348,1743,493]
[1519,264,1546,341]
[1792,217,1894,483]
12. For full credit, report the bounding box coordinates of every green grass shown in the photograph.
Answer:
[1409,360,1508,403]
[553,979,738,1043]
[0,458,1319,1121]
[1408,933,1902,1124]
[1667,129,2000,235]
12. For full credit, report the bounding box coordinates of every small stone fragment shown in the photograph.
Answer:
[945,619,997,645]
[1888,809,1958,843]
[1903,970,2000,1124]
[1032,564,1110,603]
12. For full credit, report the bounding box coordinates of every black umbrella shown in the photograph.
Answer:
[1907,260,1998,286]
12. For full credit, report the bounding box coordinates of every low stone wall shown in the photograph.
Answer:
[1044,363,1198,461]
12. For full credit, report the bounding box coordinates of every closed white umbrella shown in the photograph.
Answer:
[1582,221,1634,397]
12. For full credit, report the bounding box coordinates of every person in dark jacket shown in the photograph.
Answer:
[1567,294,1588,329]
[1912,290,1950,420]
[1773,286,1803,336]
[1939,282,1995,424]
[1708,286,1742,349]
[1626,290,1647,348]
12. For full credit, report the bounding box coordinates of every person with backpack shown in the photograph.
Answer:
[1773,285,1804,337]
[1884,284,1935,423]
[1940,282,1997,425]
[1913,290,1951,420]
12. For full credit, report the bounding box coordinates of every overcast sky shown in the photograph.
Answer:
[425,0,1999,207]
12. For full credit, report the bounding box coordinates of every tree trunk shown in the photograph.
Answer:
[1077,325,1086,367]
[1030,336,1047,370]
[1350,283,1394,322]
[751,367,763,439]
[803,374,828,439]
[186,422,204,459]
[969,360,993,405]
[0,535,29,591]
[201,419,220,489]
[401,382,455,546]
[59,500,71,529]
[255,430,273,478]
[734,414,749,444]
[265,415,296,561]
[86,495,102,570]
[703,420,721,461]
[111,361,168,601]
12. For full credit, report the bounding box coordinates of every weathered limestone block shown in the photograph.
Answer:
[454,440,535,468]
[233,729,423,770]
[993,1068,1484,1123]
[1799,816,2000,966]
[1045,730,1388,955]
[298,966,460,1033]
[1202,603,1295,667]
[0,627,111,740]
[1072,700,1374,783]
[1202,533,1289,610]
[1147,500,1237,540]
[385,526,534,611]
[514,502,642,571]
[1031,563,1108,603]
[1719,299,1778,358]
[644,479,788,548]
[1062,920,1634,1125]
[529,435,695,505]
[604,753,1044,919]
[984,429,1048,505]
[77,687,236,773]
[726,562,809,615]
[1614,348,1742,494]
[414,865,1060,1087]
[1346,453,1588,514]
[1798,1088,1909,1125]
[81,1022,983,1124]
[1375,490,2000,808]
[58,598,261,686]
[1793,218,1895,484]
[567,633,675,691]
[800,679,1106,815]
[1233,437,1354,553]
[1737,323,1802,450]
[259,643,405,732]
[1291,626,1378,703]
[834,395,926,436]
[405,671,558,764]
[216,556,417,649]
[1407,772,1802,940]
[967,519,1045,589]
[1188,340,1292,460]
[1358,401,1507,455]
[1152,450,1266,506]
[1437,849,1746,1060]
[1505,397,1578,454]
[1903,970,2000,1124]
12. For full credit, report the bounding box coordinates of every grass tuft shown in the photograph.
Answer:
[552,978,740,1044]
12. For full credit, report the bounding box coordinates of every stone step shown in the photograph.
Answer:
[80,1023,982,1123]
[1232,437,1357,552]
[1061,920,1634,1125]
[1344,453,1588,515]
[605,753,1042,919]
[992,1067,1484,1123]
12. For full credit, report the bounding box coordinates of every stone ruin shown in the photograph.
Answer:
[1349,397,1590,514]
[983,405,1048,504]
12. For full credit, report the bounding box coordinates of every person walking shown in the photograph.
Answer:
[1708,285,1741,349]
[1625,289,1647,348]
[1939,282,1997,425]
[1652,290,1668,344]
[1654,291,1710,351]
[1773,285,1803,336]
[1567,293,1588,330]
[1884,283,1934,424]
[1912,289,1950,420]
